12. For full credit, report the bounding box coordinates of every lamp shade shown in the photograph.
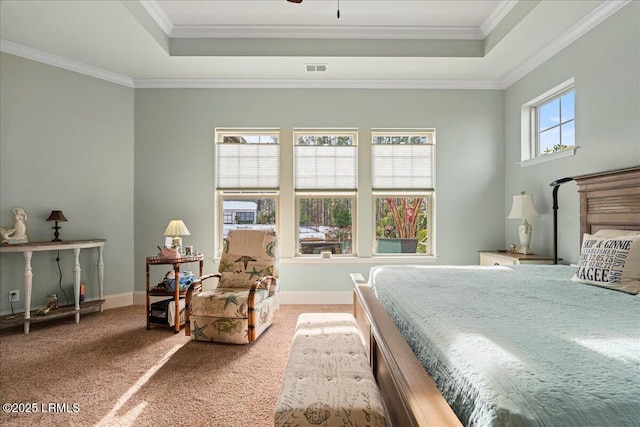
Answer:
[163,220,190,237]
[46,210,68,222]
[507,193,540,219]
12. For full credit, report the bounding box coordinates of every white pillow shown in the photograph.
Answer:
[593,229,640,237]
[571,233,640,295]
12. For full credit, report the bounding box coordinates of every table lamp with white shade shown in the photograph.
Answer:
[507,192,540,255]
[164,220,190,252]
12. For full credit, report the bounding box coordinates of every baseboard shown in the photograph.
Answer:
[131,291,352,305]
[1,291,350,317]
[133,291,147,306]
[102,292,134,310]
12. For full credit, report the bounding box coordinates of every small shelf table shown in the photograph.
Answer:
[0,239,106,334]
[146,254,204,333]
[478,250,555,266]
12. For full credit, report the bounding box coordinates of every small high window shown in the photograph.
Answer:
[536,89,575,156]
[521,78,576,166]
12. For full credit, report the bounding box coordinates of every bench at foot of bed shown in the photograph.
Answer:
[274,312,387,427]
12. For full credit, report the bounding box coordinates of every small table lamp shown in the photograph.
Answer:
[508,192,540,255]
[164,220,190,251]
[46,210,68,241]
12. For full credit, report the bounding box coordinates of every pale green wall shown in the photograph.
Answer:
[134,88,505,292]
[0,53,134,313]
[504,1,640,264]
[2,1,637,304]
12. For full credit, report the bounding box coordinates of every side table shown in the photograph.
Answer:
[146,254,204,333]
[478,251,555,266]
[0,239,106,334]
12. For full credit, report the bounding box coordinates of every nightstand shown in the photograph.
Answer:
[479,251,555,266]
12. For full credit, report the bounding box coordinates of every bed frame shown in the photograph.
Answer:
[352,166,640,427]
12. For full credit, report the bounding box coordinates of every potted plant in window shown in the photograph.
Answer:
[377,197,424,253]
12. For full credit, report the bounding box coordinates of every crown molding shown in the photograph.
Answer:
[139,0,174,36]
[140,0,485,40]
[0,40,134,88]
[133,78,504,90]
[170,25,484,40]
[1,0,629,91]
[481,0,518,37]
[502,0,630,88]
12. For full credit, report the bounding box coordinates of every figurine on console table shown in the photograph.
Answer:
[0,208,28,244]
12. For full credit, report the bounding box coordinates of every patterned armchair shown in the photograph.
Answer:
[185,229,279,344]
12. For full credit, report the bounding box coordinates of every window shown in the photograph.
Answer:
[297,194,354,255]
[371,130,435,255]
[219,193,277,237]
[374,195,430,254]
[294,129,357,256]
[536,89,575,155]
[214,127,436,259]
[215,129,279,252]
[521,78,576,166]
[216,129,280,189]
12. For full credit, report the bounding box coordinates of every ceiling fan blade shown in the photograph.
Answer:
[287,0,303,3]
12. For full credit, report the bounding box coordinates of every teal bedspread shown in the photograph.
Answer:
[369,265,640,427]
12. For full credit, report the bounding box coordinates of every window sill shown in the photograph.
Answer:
[519,147,577,167]
[282,256,437,265]
[211,256,437,265]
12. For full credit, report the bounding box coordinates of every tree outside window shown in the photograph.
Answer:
[375,196,429,254]
[298,197,353,255]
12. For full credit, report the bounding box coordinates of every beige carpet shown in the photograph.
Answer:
[0,303,352,427]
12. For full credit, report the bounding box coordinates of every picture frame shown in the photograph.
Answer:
[184,246,193,256]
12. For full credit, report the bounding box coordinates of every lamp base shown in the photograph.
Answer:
[51,223,62,242]
[171,237,182,249]
[517,219,533,255]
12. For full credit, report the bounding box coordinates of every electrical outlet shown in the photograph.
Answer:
[9,290,19,302]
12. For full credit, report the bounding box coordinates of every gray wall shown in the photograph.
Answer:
[0,53,134,313]
[504,1,640,264]
[134,88,505,292]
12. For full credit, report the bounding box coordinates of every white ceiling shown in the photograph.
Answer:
[147,0,504,36]
[0,1,629,89]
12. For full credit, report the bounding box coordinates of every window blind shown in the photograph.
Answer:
[217,143,279,189]
[371,144,434,190]
[294,145,357,190]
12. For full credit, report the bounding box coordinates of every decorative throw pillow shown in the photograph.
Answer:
[571,233,640,294]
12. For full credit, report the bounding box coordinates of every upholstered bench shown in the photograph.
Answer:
[274,313,387,427]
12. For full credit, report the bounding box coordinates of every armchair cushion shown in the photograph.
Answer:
[218,253,275,288]
[218,230,278,289]
[189,289,279,344]
[189,288,269,318]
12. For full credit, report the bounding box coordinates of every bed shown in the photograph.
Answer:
[351,166,640,427]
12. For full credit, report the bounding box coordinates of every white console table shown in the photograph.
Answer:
[0,239,106,334]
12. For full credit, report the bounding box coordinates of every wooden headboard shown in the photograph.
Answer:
[574,166,640,237]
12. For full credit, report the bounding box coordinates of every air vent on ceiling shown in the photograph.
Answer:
[305,63,328,73]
